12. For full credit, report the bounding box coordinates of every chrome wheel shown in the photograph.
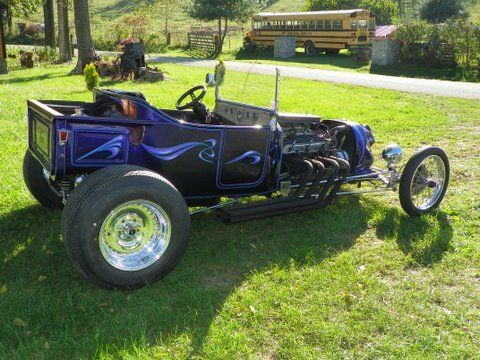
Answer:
[410,155,446,211]
[99,200,171,271]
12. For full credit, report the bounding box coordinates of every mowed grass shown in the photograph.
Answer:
[0,63,480,359]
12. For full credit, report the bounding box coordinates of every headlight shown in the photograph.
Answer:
[382,144,403,164]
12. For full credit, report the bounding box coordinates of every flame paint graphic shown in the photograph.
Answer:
[226,150,262,165]
[142,139,217,163]
[77,135,124,161]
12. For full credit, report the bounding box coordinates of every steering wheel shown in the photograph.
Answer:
[176,85,207,110]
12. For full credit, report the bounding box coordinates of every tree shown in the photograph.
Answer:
[188,0,259,54]
[57,0,70,62]
[72,0,95,74]
[305,0,398,25]
[1,0,43,74]
[43,0,55,47]
[420,0,467,23]
[161,0,173,44]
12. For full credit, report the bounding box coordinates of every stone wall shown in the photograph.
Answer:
[274,37,296,59]
[371,39,401,66]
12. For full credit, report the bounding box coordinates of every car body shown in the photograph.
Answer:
[24,69,450,289]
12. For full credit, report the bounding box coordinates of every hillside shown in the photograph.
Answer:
[469,0,480,21]
[10,0,305,51]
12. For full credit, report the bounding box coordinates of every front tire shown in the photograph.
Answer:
[61,166,190,290]
[399,147,449,216]
[23,150,63,209]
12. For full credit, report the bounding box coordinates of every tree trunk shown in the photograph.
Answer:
[43,0,56,48]
[0,7,7,74]
[72,0,95,74]
[216,17,228,56]
[164,0,169,43]
[57,0,71,62]
[217,17,222,53]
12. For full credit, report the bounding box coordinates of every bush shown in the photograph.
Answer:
[34,47,59,63]
[305,0,398,25]
[395,19,480,71]
[83,63,100,90]
[420,0,467,24]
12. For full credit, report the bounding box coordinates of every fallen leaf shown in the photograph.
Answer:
[36,275,47,283]
[44,250,55,256]
[249,305,256,313]
[44,341,50,349]
[0,285,7,294]
[13,318,27,327]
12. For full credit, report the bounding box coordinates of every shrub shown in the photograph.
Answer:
[395,19,480,70]
[420,0,467,24]
[214,59,226,85]
[34,47,59,63]
[305,0,398,25]
[83,63,100,90]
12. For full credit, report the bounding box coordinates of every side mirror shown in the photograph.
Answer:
[205,73,215,87]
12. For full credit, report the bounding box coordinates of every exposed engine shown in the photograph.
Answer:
[280,120,352,199]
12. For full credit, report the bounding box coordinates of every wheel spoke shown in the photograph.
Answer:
[409,155,446,211]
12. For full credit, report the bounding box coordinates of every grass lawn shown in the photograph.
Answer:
[0,63,479,359]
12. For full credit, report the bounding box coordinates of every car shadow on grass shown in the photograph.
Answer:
[0,197,452,357]
[375,207,453,266]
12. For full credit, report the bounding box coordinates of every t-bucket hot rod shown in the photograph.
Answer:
[24,69,450,290]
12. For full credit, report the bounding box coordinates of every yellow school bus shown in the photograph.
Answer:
[244,9,375,55]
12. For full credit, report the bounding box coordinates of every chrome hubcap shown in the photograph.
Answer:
[99,200,171,271]
[410,155,446,211]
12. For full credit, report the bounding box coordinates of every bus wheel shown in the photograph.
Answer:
[304,42,317,56]
[243,38,256,53]
[326,49,340,55]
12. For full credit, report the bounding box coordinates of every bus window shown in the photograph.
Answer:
[308,21,316,30]
[299,21,307,30]
[350,20,357,30]
[368,19,375,30]
[358,20,367,29]
[333,20,342,30]
[324,20,332,30]
[316,20,324,30]
[254,21,260,30]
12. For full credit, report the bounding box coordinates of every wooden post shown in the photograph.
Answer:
[0,5,7,74]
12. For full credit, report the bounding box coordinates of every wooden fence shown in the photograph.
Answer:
[187,33,220,54]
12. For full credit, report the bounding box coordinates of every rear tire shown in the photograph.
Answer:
[23,150,63,209]
[61,166,190,290]
[304,41,317,56]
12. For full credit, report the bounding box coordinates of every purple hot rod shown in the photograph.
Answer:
[24,69,450,289]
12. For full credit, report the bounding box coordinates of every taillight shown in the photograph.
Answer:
[58,130,69,145]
